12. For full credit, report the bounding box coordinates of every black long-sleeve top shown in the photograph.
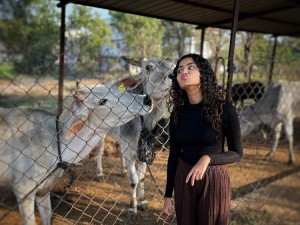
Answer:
[164,101,243,198]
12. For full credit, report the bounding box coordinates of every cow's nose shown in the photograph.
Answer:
[143,95,152,107]
[168,73,175,80]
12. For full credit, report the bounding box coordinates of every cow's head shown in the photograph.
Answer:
[121,56,174,99]
[238,105,261,137]
[66,82,152,139]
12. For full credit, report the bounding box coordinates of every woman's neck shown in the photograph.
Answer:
[185,87,203,104]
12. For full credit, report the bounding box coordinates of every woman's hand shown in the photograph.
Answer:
[163,197,173,216]
[186,155,211,186]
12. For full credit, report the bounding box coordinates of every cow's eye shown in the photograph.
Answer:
[99,99,107,105]
[146,65,153,70]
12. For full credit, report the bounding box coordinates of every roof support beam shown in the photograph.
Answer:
[200,28,205,56]
[57,2,66,114]
[268,36,278,86]
[226,0,240,101]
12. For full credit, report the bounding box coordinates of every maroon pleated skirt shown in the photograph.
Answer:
[174,159,231,225]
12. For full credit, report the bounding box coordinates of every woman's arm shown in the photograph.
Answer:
[208,101,243,165]
[164,113,182,198]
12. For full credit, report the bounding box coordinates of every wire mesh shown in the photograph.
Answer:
[0,58,300,225]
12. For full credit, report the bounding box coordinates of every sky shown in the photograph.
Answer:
[65,4,111,21]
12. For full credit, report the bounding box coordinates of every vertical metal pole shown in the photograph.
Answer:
[226,0,240,101]
[200,27,205,56]
[268,35,277,86]
[58,2,66,114]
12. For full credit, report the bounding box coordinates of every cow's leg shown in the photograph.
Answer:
[36,192,52,225]
[14,188,37,225]
[120,152,128,176]
[122,144,139,218]
[241,99,244,108]
[283,120,295,164]
[117,119,142,217]
[267,123,282,159]
[116,143,128,176]
[95,139,105,181]
[95,138,127,180]
[137,161,148,211]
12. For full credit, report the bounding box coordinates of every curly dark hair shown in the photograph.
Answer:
[167,53,225,139]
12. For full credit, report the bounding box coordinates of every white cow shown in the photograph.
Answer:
[95,57,173,216]
[239,80,300,164]
[0,82,152,225]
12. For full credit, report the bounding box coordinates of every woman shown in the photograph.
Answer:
[162,54,243,225]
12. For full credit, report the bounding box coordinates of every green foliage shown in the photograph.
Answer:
[204,28,231,77]
[205,28,231,57]
[274,37,300,80]
[234,33,300,82]
[162,20,194,59]
[252,34,272,75]
[0,62,32,80]
[67,5,112,76]
[231,214,259,225]
[0,93,58,113]
[0,1,299,81]
[0,62,14,79]
[0,0,60,76]
[110,12,165,58]
[234,33,273,82]
[230,209,271,225]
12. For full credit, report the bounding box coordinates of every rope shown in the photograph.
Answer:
[17,167,61,205]
[147,163,164,196]
[56,114,76,188]
[56,114,63,162]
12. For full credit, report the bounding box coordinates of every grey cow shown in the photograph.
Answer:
[95,57,173,217]
[239,80,300,164]
[0,82,152,225]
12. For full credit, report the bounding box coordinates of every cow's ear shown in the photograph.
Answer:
[73,89,86,103]
[114,76,142,92]
[121,56,142,67]
[75,80,82,89]
[163,58,175,68]
[66,119,85,139]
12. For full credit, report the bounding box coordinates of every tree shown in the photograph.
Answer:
[67,5,112,76]
[110,12,165,58]
[234,32,271,82]
[205,28,230,75]
[0,0,60,76]
[251,34,272,80]
[235,32,255,81]
[0,0,38,20]
[242,32,254,81]
[162,21,194,59]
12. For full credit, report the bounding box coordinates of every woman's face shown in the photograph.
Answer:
[176,57,201,91]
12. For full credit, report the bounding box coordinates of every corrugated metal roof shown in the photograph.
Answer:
[58,0,300,37]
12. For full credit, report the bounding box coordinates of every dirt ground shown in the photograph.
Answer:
[0,79,300,225]
[1,138,300,225]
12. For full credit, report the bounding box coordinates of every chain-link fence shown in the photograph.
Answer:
[1,56,300,225]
